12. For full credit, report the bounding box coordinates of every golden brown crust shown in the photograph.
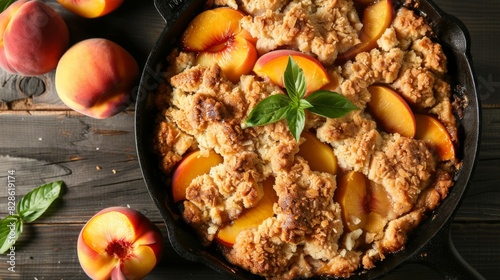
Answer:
[240,0,362,65]
[152,2,460,279]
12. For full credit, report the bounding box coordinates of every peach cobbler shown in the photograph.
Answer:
[152,0,461,278]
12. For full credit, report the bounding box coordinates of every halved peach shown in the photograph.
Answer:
[337,0,394,63]
[298,131,337,175]
[216,177,277,246]
[415,114,456,161]
[253,50,330,94]
[367,85,416,138]
[77,207,163,280]
[171,150,223,203]
[181,7,257,83]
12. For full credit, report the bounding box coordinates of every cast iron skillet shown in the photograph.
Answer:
[135,0,483,279]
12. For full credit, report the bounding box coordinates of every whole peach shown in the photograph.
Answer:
[55,38,139,119]
[77,207,163,280]
[0,0,69,76]
[57,0,124,18]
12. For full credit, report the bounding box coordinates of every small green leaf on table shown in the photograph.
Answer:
[0,180,64,254]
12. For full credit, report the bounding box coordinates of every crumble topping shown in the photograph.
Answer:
[152,1,461,279]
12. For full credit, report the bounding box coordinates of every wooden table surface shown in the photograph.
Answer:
[0,0,498,279]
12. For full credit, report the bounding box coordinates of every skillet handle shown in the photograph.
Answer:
[154,0,194,23]
[410,222,485,280]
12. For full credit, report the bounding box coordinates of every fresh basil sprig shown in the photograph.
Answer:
[0,181,64,254]
[244,56,359,141]
[0,0,16,13]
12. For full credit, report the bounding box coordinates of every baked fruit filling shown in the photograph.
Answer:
[152,0,461,278]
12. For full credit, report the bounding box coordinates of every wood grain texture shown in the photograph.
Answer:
[0,0,498,279]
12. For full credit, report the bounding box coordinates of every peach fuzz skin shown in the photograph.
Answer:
[0,0,69,76]
[77,207,163,280]
[57,0,124,18]
[55,38,139,119]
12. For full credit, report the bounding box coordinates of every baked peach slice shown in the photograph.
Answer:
[171,150,223,203]
[337,0,394,63]
[253,50,330,94]
[415,114,456,161]
[336,171,369,231]
[335,171,392,233]
[367,85,416,138]
[298,131,338,175]
[181,7,257,83]
[216,177,278,246]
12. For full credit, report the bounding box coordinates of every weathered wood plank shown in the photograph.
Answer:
[0,111,164,223]
[0,222,496,279]
[432,0,500,107]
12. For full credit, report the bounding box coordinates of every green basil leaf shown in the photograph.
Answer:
[299,99,313,110]
[286,106,307,142]
[0,215,23,254]
[0,0,16,12]
[244,94,291,127]
[306,90,359,118]
[17,181,63,223]
[284,56,307,102]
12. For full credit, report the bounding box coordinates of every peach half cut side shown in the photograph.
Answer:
[77,207,163,280]
[171,150,223,203]
[216,177,278,246]
[367,85,416,138]
[253,49,330,94]
[415,113,456,161]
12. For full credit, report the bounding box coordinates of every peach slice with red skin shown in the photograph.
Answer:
[171,150,223,203]
[367,85,416,138]
[253,50,330,94]
[197,35,258,83]
[216,177,278,246]
[57,0,124,18]
[298,131,338,175]
[335,171,392,233]
[77,207,163,280]
[337,0,394,63]
[415,114,456,161]
[181,7,257,83]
